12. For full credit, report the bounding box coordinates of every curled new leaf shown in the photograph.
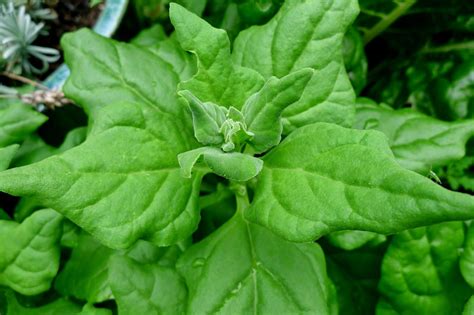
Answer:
[179,90,226,146]
[243,68,313,153]
[178,147,263,181]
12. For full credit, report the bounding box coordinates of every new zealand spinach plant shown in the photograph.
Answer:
[0,0,473,314]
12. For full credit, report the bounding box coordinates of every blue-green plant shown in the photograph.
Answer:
[0,4,59,74]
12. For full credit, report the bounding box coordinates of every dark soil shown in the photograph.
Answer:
[35,0,104,78]
[0,1,103,87]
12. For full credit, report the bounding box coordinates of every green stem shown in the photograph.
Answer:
[199,185,233,209]
[420,41,474,54]
[363,0,417,45]
[230,181,250,214]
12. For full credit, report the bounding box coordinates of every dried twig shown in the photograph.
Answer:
[0,72,73,109]
[1,71,49,90]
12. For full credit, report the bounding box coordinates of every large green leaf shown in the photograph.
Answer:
[0,30,203,249]
[170,3,264,109]
[342,27,367,94]
[232,0,359,132]
[0,102,47,147]
[109,255,187,315]
[177,213,334,314]
[377,222,471,314]
[246,122,474,242]
[445,156,474,193]
[324,241,386,315]
[56,232,184,305]
[55,233,115,303]
[464,296,474,315]
[10,128,88,223]
[461,224,474,288]
[1,290,111,315]
[13,127,87,167]
[2,290,82,315]
[326,257,379,315]
[354,101,474,174]
[0,209,62,295]
[62,29,195,117]
[326,230,386,251]
[0,144,19,171]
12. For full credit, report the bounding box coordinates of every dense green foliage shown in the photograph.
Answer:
[0,0,473,313]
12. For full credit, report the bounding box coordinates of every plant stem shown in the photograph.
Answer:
[199,185,234,209]
[0,95,18,99]
[230,181,249,213]
[363,0,417,45]
[1,72,48,90]
[420,41,474,54]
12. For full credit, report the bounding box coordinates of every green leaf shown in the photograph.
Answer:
[178,147,263,181]
[410,59,474,121]
[445,156,474,192]
[0,30,203,249]
[0,208,9,220]
[242,68,313,153]
[13,127,87,167]
[3,290,82,315]
[326,230,386,251]
[56,232,184,304]
[246,122,474,242]
[232,0,359,132]
[89,0,102,7]
[461,224,474,288]
[109,255,187,315]
[0,102,47,147]
[324,244,384,314]
[464,296,474,315]
[0,102,203,249]
[176,0,208,16]
[60,219,80,248]
[170,3,265,109]
[377,222,471,314]
[10,128,88,223]
[124,239,185,267]
[177,213,334,314]
[80,304,112,315]
[326,257,379,315]
[55,233,115,303]
[0,144,19,171]
[0,209,62,295]
[62,29,195,117]
[131,24,167,47]
[354,102,474,174]
[342,28,367,94]
[179,90,226,145]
